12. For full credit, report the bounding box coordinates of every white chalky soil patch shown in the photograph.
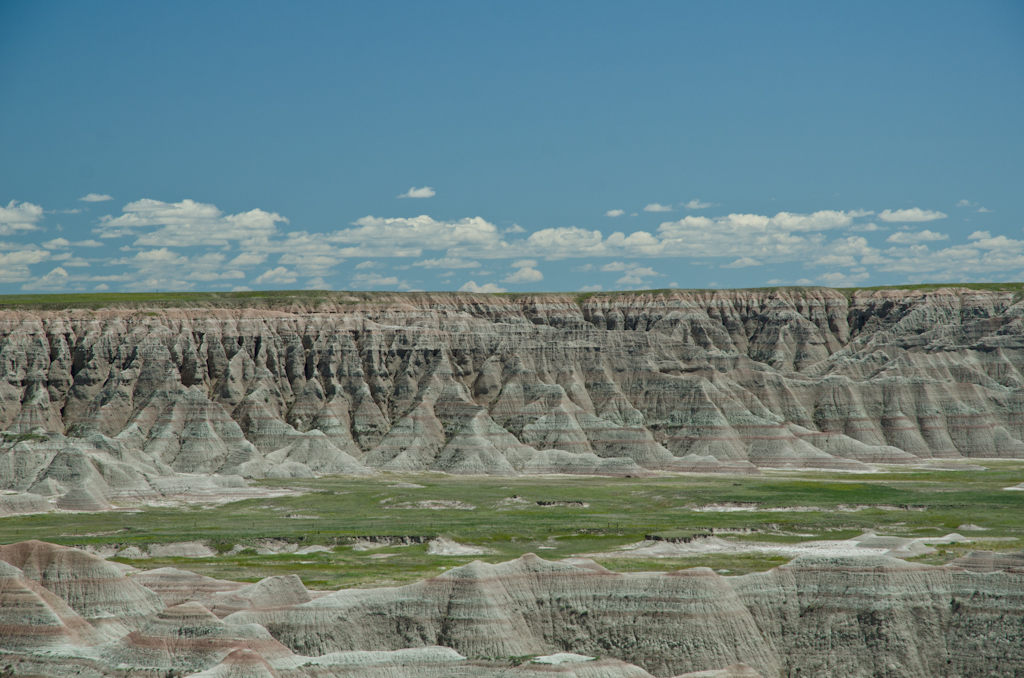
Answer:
[581,531,975,560]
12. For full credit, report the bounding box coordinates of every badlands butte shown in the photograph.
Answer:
[0,285,1023,677]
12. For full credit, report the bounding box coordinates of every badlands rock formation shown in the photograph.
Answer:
[1,540,1023,677]
[0,287,1022,504]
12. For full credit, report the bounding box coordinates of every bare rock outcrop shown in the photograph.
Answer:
[1,287,1024,501]
[1,541,1023,677]
[131,566,246,606]
[0,539,163,639]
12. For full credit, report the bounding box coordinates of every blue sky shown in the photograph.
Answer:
[1,1,1022,293]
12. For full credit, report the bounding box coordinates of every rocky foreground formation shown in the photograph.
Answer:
[0,540,1022,677]
[0,287,1023,504]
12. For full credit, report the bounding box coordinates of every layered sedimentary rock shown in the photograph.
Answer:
[0,540,164,639]
[0,287,1022,500]
[1,541,1024,677]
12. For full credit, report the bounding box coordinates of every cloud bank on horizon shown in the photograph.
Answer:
[0,193,1012,294]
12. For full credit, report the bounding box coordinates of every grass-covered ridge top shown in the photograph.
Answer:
[0,282,1022,311]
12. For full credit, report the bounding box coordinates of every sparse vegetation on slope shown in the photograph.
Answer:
[1,463,1021,588]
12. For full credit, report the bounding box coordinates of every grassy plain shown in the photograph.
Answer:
[1,461,1022,589]
[2,281,1023,311]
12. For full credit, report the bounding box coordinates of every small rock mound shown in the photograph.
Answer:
[148,540,217,558]
[107,601,290,673]
[426,537,491,556]
[0,492,52,516]
[206,575,313,617]
[56,487,112,511]
[131,567,245,606]
[0,559,99,649]
[0,540,163,636]
[951,550,1024,572]
[188,648,279,678]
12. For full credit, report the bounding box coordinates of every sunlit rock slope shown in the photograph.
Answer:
[1,286,1023,499]
[1,541,1024,677]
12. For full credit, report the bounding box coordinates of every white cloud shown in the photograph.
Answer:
[644,203,673,212]
[605,209,625,217]
[509,226,608,259]
[721,257,762,268]
[116,247,187,265]
[397,186,436,199]
[767,210,859,231]
[955,201,990,213]
[877,207,947,222]
[277,252,343,276]
[94,283,109,290]
[0,201,44,235]
[850,222,884,232]
[579,284,603,292]
[96,198,287,246]
[864,235,1024,278]
[600,261,631,272]
[459,280,506,293]
[102,248,253,291]
[12,192,1024,295]
[20,267,69,291]
[885,230,950,244]
[501,266,543,283]
[332,215,502,257]
[253,267,297,285]
[350,272,399,287]
[228,252,267,267]
[0,248,51,282]
[305,276,331,290]
[600,262,661,277]
[187,269,244,281]
[682,199,711,209]
[413,257,480,269]
[79,193,113,202]
[816,271,870,287]
[809,254,858,268]
[42,238,104,249]
[50,252,89,267]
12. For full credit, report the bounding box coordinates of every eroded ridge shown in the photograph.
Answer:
[0,540,1022,677]
[0,287,1023,508]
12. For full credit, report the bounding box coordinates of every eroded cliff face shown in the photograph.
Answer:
[1,541,1023,678]
[1,287,1023,498]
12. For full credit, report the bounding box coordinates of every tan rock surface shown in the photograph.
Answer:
[0,542,1023,677]
[0,288,1022,492]
[0,540,163,638]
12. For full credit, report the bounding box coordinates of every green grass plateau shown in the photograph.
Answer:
[0,281,1022,311]
[2,462,1022,589]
